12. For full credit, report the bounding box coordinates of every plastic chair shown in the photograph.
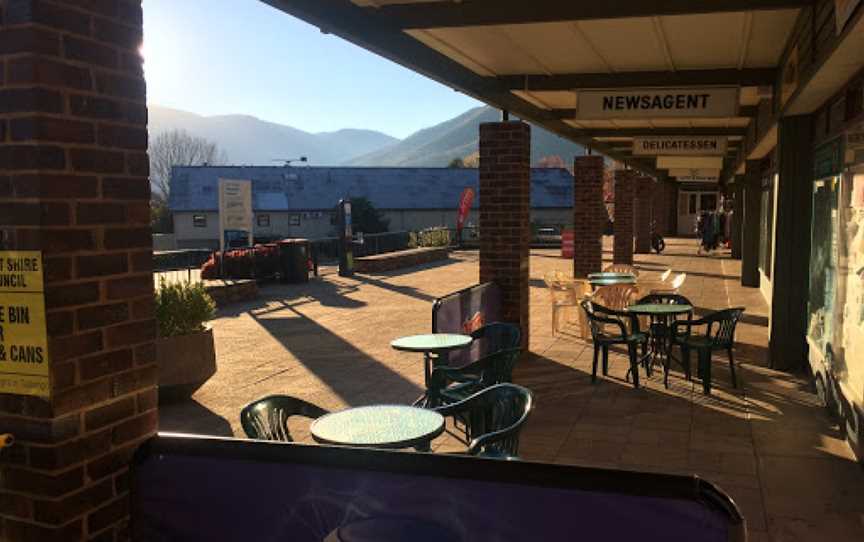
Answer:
[428,347,521,407]
[581,300,648,388]
[660,269,672,282]
[603,263,639,277]
[543,274,581,335]
[470,322,521,356]
[651,273,686,294]
[670,308,745,394]
[591,283,639,311]
[240,395,329,442]
[434,383,533,459]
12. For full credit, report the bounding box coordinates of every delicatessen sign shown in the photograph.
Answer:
[0,251,50,398]
[577,87,739,119]
[633,137,728,156]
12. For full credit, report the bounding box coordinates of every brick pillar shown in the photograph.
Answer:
[479,122,530,348]
[634,176,653,253]
[572,155,604,278]
[613,169,635,264]
[731,180,744,260]
[0,2,156,540]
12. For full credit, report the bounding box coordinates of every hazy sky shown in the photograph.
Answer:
[141,0,481,138]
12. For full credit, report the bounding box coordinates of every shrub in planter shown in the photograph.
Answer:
[155,280,218,402]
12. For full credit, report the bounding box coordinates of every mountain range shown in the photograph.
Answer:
[148,105,584,167]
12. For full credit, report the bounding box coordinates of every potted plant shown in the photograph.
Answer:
[155,279,217,402]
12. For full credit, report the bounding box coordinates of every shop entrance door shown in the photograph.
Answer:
[678,191,719,236]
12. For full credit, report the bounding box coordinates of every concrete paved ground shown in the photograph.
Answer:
[160,237,864,541]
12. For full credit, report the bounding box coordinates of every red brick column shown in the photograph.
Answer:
[0,1,155,539]
[572,155,604,277]
[634,176,653,254]
[613,169,635,264]
[652,180,677,236]
[479,122,530,348]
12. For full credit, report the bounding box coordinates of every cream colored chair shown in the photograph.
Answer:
[603,263,639,277]
[544,274,591,337]
[651,273,687,294]
[590,284,640,334]
[660,269,672,282]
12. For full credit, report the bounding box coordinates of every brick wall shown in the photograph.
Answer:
[652,180,677,236]
[613,169,635,264]
[634,176,653,253]
[0,1,154,539]
[572,155,604,278]
[478,122,530,349]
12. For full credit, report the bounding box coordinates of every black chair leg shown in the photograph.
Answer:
[592,344,600,383]
[628,344,640,389]
[700,349,712,394]
[682,346,691,381]
[728,347,737,388]
[602,345,609,376]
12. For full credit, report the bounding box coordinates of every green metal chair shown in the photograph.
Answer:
[581,300,648,388]
[240,395,329,442]
[469,322,521,355]
[434,383,533,459]
[427,347,522,407]
[670,308,745,394]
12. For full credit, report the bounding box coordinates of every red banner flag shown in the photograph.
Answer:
[456,187,475,230]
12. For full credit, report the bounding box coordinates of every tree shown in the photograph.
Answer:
[149,129,228,202]
[447,157,466,168]
[345,197,389,234]
[462,151,480,168]
[537,155,566,169]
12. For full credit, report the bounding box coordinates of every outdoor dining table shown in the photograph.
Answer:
[310,405,445,452]
[626,303,693,386]
[391,333,473,406]
[589,273,637,289]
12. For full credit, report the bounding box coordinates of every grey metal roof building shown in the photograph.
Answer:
[168,166,575,212]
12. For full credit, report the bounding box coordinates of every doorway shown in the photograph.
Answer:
[678,190,719,236]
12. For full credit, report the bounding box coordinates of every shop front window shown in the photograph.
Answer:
[808,177,840,353]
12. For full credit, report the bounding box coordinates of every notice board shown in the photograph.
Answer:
[0,251,50,398]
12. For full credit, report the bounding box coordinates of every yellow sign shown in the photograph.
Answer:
[0,251,50,398]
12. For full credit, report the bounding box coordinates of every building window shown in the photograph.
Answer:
[193,214,207,228]
[257,214,270,227]
[290,214,301,226]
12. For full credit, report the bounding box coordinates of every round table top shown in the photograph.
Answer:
[588,272,637,279]
[311,405,445,449]
[390,333,472,353]
[627,303,694,315]
[589,277,637,286]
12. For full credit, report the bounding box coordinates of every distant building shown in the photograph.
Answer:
[168,166,575,249]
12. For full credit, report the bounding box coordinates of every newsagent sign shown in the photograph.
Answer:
[633,136,728,156]
[576,87,739,119]
[0,251,49,398]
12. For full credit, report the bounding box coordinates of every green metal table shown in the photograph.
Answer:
[626,303,693,386]
[589,275,637,289]
[588,272,637,280]
[391,333,472,406]
[310,405,445,451]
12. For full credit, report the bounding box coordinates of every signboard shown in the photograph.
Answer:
[576,87,739,119]
[0,251,49,398]
[561,229,574,259]
[456,187,475,230]
[633,136,727,156]
[835,0,861,34]
[218,179,252,252]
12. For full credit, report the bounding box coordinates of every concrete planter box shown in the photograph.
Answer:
[156,326,216,402]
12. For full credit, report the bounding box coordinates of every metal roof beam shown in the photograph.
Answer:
[502,69,776,91]
[262,0,660,176]
[372,1,812,29]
